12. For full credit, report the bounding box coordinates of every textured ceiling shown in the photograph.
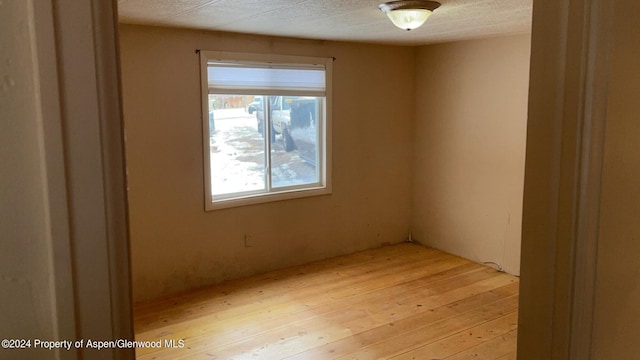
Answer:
[117,0,532,46]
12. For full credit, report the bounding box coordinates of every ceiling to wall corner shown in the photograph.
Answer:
[117,0,532,46]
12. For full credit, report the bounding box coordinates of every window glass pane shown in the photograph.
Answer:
[201,52,331,208]
[209,94,266,196]
[269,96,321,188]
[208,64,325,93]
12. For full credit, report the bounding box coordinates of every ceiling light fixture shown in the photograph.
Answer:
[378,0,441,31]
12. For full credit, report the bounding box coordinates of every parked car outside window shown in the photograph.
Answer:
[248,96,262,114]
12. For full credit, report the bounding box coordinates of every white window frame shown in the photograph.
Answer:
[200,51,333,210]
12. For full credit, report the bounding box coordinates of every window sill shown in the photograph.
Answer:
[206,186,332,211]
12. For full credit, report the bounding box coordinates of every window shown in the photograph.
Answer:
[199,51,332,210]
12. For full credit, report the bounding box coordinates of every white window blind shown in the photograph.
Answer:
[207,62,326,95]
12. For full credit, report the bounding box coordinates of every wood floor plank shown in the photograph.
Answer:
[133,244,419,320]
[180,273,515,360]
[444,329,518,360]
[135,245,444,332]
[135,251,463,332]
[340,271,516,334]
[283,284,518,360]
[135,254,468,345]
[495,351,518,360]
[134,246,458,357]
[331,296,518,360]
[138,258,479,359]
[390,311,518,359]
[133,243,519,360]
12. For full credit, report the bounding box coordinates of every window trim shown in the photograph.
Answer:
[199,51,333,210]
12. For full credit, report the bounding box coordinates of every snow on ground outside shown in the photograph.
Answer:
[210,108,318,196]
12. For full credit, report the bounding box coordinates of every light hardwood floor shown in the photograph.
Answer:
[134,243,519,359]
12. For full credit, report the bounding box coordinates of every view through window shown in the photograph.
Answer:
[200,52,332,209]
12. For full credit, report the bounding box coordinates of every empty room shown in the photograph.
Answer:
[118,0,530,358]
[7,0,640,359]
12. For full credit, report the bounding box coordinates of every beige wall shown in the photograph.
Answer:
[1,1,133,356]
[0,1,56,358]
[592,1,640,357]
[120,25,415,302]
[411,35,530,275]
[518,1,640,357]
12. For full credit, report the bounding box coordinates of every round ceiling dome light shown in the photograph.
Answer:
[379,0,441,31]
